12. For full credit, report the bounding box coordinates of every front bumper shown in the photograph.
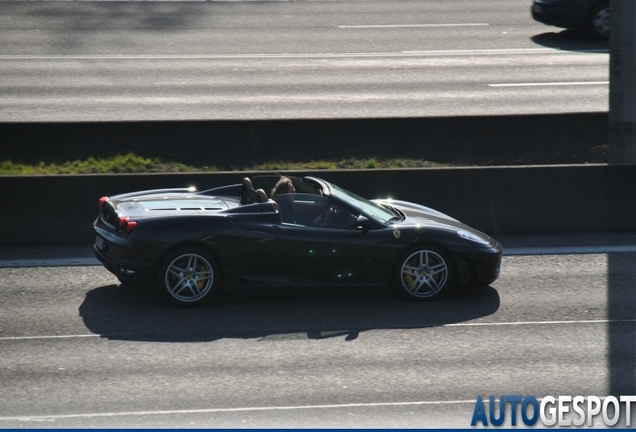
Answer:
[451,242,502,286]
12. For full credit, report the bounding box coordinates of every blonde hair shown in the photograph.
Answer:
[271,176,294,197]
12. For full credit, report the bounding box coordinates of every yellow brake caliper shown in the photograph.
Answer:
[196,264,205,291]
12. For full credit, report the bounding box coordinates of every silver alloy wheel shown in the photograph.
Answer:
[591,6,610,38]
[399,249,448,298]
[164,253,214,303]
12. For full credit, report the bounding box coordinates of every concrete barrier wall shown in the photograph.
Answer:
[0,113,608,168]
[1,164,635,245]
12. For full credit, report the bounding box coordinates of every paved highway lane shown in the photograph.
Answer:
[1,250,634,427]
[0,0,609,121]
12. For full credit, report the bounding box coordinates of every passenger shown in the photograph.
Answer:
[271,176,298,224]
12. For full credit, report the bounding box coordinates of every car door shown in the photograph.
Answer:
[219,202,281,283]
[275,194,391,284]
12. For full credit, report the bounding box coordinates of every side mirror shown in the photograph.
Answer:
[352,215,369,233]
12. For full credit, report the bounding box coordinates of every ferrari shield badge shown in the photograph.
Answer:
[393,229,401,239]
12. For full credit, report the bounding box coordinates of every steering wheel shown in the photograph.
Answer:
[316,202,339,227]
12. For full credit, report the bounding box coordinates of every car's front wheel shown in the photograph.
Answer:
[393,245,455,300]
[157,247,219,306]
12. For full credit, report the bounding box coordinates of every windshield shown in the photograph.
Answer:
[331,184,397,224]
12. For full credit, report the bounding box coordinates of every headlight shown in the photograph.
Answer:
[457,230,490,244]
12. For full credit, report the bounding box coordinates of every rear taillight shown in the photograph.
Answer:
[119,217,137,234]
[99,196,109,210]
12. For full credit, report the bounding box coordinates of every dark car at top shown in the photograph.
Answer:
[93,175,502,306]
[531,0,610,39]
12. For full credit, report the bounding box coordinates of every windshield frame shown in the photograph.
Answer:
[330,183,397,224]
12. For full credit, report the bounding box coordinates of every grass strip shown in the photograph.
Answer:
[0,153,450,175]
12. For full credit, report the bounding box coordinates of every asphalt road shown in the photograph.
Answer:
[1,238,635,428]
[0,0,609,122]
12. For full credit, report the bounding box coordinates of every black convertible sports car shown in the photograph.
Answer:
[94,175,502,306]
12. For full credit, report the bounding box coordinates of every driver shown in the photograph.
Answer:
[314,200,352,228]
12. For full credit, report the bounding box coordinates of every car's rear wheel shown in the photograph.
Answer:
[587,2,609,39]
[157,247,219,306]
[393,245,455,301]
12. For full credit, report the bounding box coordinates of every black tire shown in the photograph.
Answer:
[393,245,455,301]
[587,2,609,40]
[157,247,219,306]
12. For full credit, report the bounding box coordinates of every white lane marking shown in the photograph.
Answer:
[403,47,608,55]
[504,245,636,255]
[0,399,476,422]
[490,81,609,88]
[0,47,608,61]
[0,334,101,341]
[1,319,634,343]
[1,392,604,423]
[0,258,100,268]
[338,23,489,29]
[444,319,636,328]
